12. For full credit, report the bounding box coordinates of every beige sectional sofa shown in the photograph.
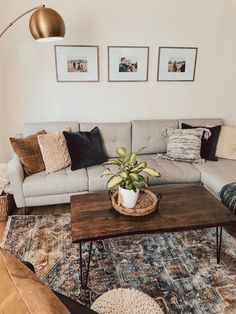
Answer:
[8,118,236,209]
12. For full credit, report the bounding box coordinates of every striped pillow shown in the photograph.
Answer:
[161,128,211,163]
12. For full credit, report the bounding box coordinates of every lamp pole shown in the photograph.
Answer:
[0,4,45,39]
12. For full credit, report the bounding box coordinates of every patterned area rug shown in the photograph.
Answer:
[1,214,236,314]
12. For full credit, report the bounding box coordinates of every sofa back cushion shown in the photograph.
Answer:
[178,118,222,128]
[0,248,69,314]
[80,122,131,157]
[23,122,79,137]
[132,119,178,154]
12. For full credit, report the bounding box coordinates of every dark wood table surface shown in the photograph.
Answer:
[71,184,236,243]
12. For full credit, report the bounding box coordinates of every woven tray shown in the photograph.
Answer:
[111,189,160,217]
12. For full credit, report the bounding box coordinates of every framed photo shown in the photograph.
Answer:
[157,47,198,81]
[108,46,149,82]
[54,45,99,82]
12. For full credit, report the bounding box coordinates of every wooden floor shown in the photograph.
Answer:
[0,203,235,243]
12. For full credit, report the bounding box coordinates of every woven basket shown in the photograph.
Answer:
[111,189,160,217]
[0,194,14,222]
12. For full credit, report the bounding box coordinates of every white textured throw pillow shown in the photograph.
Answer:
[216,126,236,160]
[37,131,71,174]
[161,127,211,163]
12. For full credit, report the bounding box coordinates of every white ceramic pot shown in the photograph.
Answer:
[119,186,140,209]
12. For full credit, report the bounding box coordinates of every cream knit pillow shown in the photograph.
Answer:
[38,131,71,174]
[216,126,236,160]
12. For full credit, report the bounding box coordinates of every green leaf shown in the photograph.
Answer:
[134,181,145,190]
[130,162,147,173]
[119,171,128,179]
[142,167,160,177]
[107,175,123,189]
[129,172,139,181]
[123,155,129,164]
[103,159,122,166]
[116,147,127,157]
[128,153,137,165]
[135,175,148,189]
[101,168,112,177]
[127,182,134,190]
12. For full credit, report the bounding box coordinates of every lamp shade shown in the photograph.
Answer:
[29,7,65,42]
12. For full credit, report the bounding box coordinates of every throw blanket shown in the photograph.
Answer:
[220,182,236,214]
[0,164,11,195]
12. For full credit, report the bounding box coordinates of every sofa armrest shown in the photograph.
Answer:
[8,155,26,208]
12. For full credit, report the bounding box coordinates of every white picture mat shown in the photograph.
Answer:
[158,48,197,81]
[55,46,99,81]
[108,47,148,81]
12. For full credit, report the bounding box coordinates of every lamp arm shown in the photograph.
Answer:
[0,4,45,39]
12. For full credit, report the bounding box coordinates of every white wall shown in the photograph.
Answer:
[0,48,7,162]
[0,0,236,162]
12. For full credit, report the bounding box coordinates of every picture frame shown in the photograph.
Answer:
[157,47,198,82]
[54,45,99,82]
[108,46,149,82]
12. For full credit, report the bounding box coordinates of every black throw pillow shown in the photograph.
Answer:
[181,123,221,161]
[63,127,107,170]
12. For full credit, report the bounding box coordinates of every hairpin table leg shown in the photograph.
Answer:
[79,241,93,289]
[216,226,223,264]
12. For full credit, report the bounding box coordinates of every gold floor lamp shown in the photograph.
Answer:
[0,4,65,42]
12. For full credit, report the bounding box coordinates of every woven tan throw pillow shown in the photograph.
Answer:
[161,127,211,163]
[38,131,71,174]
[216,126,236,160]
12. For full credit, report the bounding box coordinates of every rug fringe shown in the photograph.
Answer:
[0,216,12,248]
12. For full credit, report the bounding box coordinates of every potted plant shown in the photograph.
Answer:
[102,147,160,208]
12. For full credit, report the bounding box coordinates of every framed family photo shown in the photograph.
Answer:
[108,46,149,82]
[54,45,99,82]
[157,47,198,81]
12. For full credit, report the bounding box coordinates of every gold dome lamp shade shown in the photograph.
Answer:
[0,4,65,42]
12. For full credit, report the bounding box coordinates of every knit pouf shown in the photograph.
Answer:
[91,288,164,314]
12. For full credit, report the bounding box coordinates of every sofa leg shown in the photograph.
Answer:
[22,207,27,215]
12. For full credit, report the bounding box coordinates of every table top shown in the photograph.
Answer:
[71,184,236,243]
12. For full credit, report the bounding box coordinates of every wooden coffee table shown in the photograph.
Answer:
[71,184,236,288]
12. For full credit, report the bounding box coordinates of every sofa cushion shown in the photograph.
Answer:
[23,122,79,137]
[216,126,236,161]
[137,155,201,185]
[193,158,236,196]
[178,118,222,128]
[23,167,88,197]
[25,193,82,207]
[63,127,107,170]
[87,163,118,192]
[87,155,201,192]
[161,127,210,163]
[132,120,178,154]
[181,123,221,161]
[10,130,46,176]
[80,122,131,157]
[0,248,69,314]
[38,131,71,174]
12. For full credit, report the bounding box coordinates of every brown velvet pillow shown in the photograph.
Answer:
[10,130,46,176]
[0,248,69,314]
